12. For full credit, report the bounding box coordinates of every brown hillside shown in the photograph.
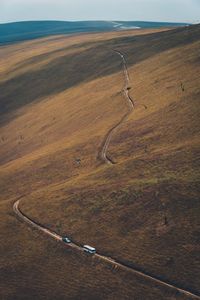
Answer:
[0,25,200,299]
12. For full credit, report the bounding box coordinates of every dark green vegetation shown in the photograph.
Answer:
[0,24,200,299]
[0,20,189,44]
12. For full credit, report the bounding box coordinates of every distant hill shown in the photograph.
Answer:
[0,20,189,44]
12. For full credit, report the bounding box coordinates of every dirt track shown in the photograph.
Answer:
[100,50,134,164]
[13,198,200,299]
[13,51,200,300]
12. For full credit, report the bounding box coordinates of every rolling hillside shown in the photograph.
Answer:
[0,24,200,299]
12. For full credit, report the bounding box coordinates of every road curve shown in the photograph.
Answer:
[100,50,134,165]
[12,50,200,299]
[13,200,82,252]
[13,198,200,299]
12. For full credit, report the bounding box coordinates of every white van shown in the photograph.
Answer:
[83,245,96,254]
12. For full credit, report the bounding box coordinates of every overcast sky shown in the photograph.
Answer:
[0,0,200,24]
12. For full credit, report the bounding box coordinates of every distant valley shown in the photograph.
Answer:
[0,20,189,44]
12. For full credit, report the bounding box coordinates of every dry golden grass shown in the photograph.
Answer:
[3,200,186,300]
[0,25,200,299]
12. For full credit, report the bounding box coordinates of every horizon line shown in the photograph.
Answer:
[0,19,195,25]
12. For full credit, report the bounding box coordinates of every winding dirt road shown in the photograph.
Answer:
[13,51,200,300]
[13,198,200,299]
[100,50,134,164]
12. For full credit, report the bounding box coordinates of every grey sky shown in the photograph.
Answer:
[0,0,200,24]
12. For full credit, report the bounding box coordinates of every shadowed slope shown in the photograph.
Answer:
[1,25,199,123]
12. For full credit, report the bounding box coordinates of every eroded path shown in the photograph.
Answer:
[101,50,134,164]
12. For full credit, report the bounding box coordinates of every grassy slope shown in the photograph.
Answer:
[0,25,200,299]
[3,200,178,300]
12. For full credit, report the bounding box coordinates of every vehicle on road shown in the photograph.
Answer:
[83,245,96,254]
[62,237,71,243]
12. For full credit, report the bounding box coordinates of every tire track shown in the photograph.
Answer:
[100,50,134,164]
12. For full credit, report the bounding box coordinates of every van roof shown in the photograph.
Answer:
[83,245,96,251]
